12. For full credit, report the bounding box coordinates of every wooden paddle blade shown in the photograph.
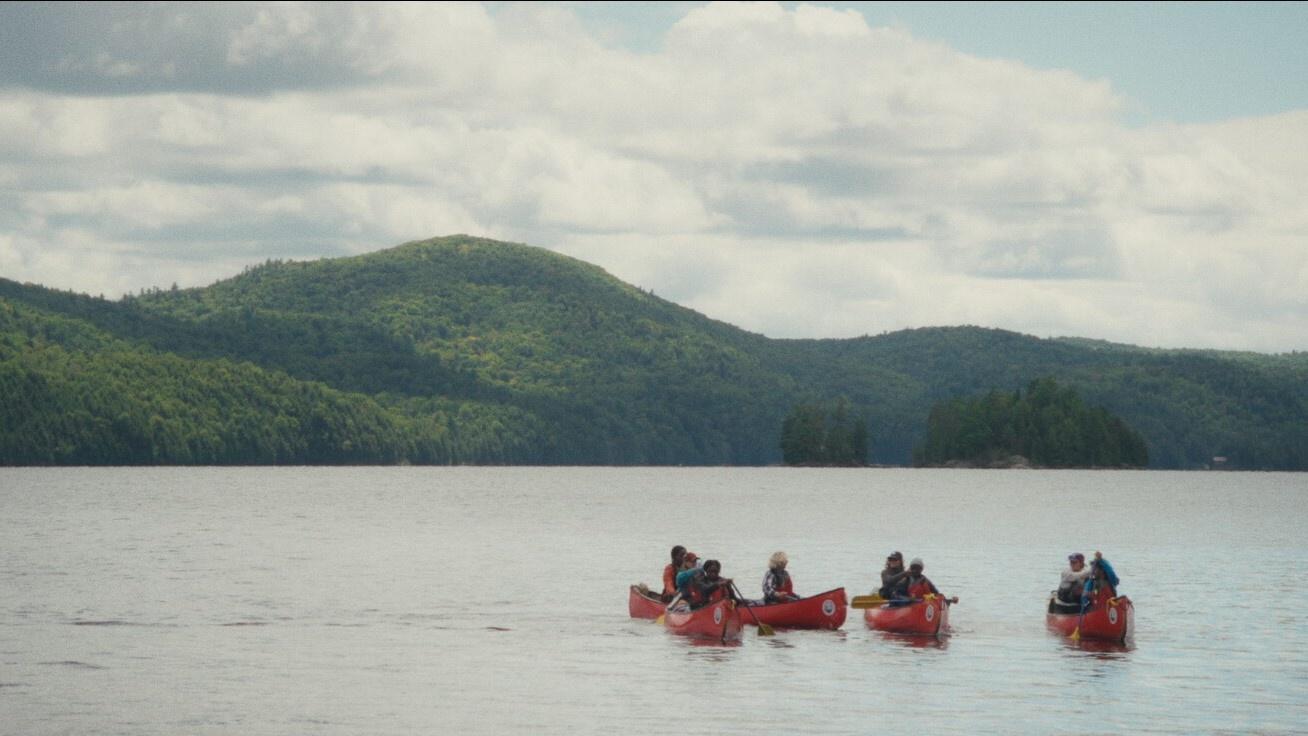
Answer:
[849,594,887,609]
[655,614,665,625]
[757,622,775,636]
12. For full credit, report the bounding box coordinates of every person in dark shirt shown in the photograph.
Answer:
[879,550,910,599]
[904,558,942,598]
[684,559,732,609]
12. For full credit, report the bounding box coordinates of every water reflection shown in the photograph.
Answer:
[682,640,742,658]
[874,631,951,650]
[1053,635,1135,658]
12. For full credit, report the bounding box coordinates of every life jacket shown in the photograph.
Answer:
[675,567,699,594]
[685,572,727,607]
[764,569,795,602]
[1087,578,1116,605]
[907,575,935,599]
[662,564,678,597]
[679,569,707,605]
[880,567,909,599]
[1093,558,1120,596]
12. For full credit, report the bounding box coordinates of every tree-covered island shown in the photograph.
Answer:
[912,378,1149,468]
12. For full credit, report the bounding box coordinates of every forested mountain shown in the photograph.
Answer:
[2,235,1305,469]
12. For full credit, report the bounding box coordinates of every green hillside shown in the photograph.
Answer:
[2,235,1304,469]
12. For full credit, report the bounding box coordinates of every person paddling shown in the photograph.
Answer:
[762,551,800,604]
[879,551,910,599]
[684,559,732,609]
[661,545,687,602]
[1092,553,1120,598]
[1056,549,1119,606]
[903,558,957,604]
[1057,552,1096,605]
[673,552,702,604]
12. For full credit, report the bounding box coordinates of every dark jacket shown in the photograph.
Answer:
[880,566,910,598]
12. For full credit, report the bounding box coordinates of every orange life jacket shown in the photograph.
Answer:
[662,564,678,597]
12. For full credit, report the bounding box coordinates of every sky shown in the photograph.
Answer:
[1,2,1305,352]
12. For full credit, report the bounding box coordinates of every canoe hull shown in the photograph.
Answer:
[863,595,950,636]
[628,585,665,620]
[738,588,847,630]
[664,598,742,642]
[1047,594,1133,643]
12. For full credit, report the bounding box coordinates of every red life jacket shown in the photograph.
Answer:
[775,574,794,597]
[662,564,678,597]
[907,576,936,599]
[685,572,726,607]
[765,569,795,601]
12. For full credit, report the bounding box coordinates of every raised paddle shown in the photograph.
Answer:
[730,582,774,636]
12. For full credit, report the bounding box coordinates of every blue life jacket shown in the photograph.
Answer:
[1095,558,1120,588]
[675,568,699,593]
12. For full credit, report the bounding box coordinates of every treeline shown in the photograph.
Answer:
[129,238,794,465]
[0,344,546,466]
[2,235,1306,469]
[913,378,1148,468]
[780,400,868,466]
[0,299,539,465]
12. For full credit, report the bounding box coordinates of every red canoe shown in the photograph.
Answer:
[629,585,666,620]
[1046,591,1134,643]
[664,597,742,642]
[863,594,950,636]
[737,588,848,630]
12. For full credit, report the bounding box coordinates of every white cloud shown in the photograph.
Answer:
[0,95,112,157]
[26,182,218,231]
[0,2,1304,352]
[226,3,327,66]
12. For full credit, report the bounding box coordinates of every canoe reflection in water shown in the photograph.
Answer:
[873,631,951,650]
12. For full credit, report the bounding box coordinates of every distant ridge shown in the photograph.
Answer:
[2,235,1305,469]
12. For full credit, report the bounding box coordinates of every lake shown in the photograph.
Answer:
[1,467,1305,734]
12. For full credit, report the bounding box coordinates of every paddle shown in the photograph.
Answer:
[730,582,775,636]
[1071,578,1093,641]
[850,594,887,609]
[852,593,959,609]
[655,592,682,625]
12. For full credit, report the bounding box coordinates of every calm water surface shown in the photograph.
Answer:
[1,467,1305,734]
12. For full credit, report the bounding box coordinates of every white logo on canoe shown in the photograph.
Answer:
[822,599,837,617]
[1108,607,1118,625]
[713,606,723,625]
[925,604,935,622]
